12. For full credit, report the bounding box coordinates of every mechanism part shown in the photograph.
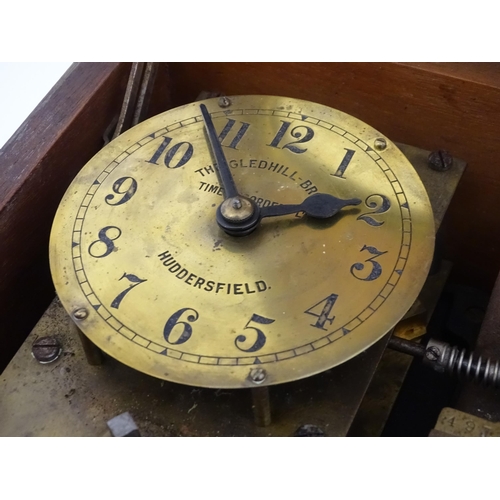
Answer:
[388,335,500,388]
[293,424,326,437]
[107,412,141,437]
[428,150,454,171]
[31,336,62,364]
[423,338,500,387]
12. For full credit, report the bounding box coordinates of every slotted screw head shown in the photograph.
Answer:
[428,150,453,171]
[218,96,231,108]
[32,336,62,364]
[374,138,387,151]
[425,346,441,361]
[249,368,267,384]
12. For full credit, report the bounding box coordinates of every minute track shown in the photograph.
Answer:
[51,95,434,388]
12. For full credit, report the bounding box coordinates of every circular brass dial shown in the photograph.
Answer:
[49,95,435,388]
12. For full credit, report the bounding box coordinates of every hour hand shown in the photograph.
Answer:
[200,104,239,199]
[260,193,361,219]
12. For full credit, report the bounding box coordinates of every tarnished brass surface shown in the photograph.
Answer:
[49,96,435,389]
[433,407,500,437]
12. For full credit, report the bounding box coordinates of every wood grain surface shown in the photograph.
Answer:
[0,62,131,369]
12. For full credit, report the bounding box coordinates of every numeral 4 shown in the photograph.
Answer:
[305,294,338,330]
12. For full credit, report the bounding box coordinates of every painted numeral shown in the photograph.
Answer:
[351,245,387,281]
[218,119,250,149]
[111,272,147,309]
[235,314,275,353]
[88,226,122,258]
[332,149,355,179]
[147,136,194,169]
[105,177,138,206]
[357,194,391,226]
[268,120,314,154]
[305,293,338,330]
[163,307,199,345]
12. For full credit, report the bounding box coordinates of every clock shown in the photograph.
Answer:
[49,95,434,389]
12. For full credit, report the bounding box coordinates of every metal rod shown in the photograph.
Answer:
[387,336,426,358]
[251,387,272,427]
[70,321,104,365]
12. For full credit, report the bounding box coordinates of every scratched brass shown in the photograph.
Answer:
[49,96,434,388]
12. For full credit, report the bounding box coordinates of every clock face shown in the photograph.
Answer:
[49,95,434,388]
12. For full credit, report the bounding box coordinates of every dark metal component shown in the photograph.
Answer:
[261,193,361,219]
[31,336,62,364]
[200,104,240,199]
[251,387,272,427]
[456,271,500,420]
[217,192,361,236]
[425,346,441,361]
[293,424,325,437]
[218,96,231,108]
[112,62,146,140]
[70,321,103,366]
[132,62,158,127]
[423,338,500,387]
[107,412,141,437]
[428,150,453,171]
[387,335,426,358]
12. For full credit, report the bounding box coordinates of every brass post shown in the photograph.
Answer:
[251,386,272,427]
[70,321,104,365]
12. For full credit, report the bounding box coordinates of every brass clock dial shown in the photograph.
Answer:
[49,95,434,388]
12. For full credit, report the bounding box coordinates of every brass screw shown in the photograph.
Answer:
[374,138,387,151]
[73,308,88,320]
[218,96,231,108]
[249,368,267,384]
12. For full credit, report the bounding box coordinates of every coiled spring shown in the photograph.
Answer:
[440,345,500,387]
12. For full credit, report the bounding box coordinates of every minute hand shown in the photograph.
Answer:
[200,104,239,199]
[260,193,361,219]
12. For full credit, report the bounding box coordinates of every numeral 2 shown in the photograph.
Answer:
[357,194,391,226]
[268,120,314,154]
[305,293,338,330]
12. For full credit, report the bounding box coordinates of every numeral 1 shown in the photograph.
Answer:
[332,149,355,179]
[305,293,338,330]
[218,119,250,149]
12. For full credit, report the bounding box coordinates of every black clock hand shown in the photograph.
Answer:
[200,104,240,199]
[260,193,361,219]
[216,193,361,236]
